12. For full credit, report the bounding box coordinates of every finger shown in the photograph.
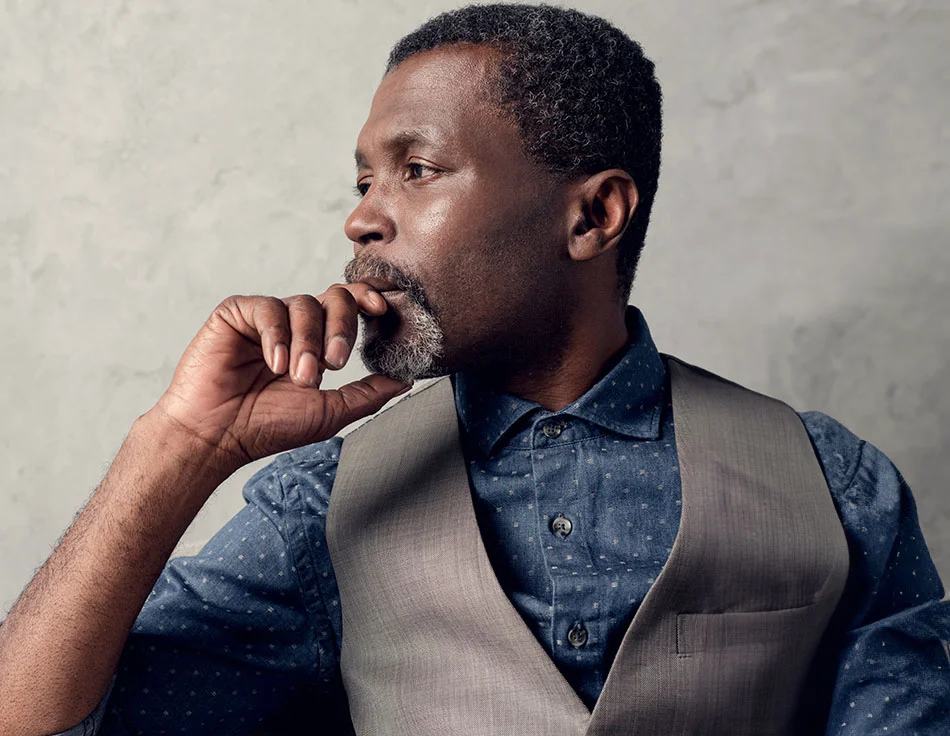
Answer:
[321,373,414,431]
[282,294,326,387]
[334,281,390,320]
[317,284,377,371]
[354,283,390,316]
[247,296,292,375]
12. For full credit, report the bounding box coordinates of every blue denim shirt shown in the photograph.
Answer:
[64,306,949,735]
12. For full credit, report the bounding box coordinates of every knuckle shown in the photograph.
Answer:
[253,296,289,337]
[284,294,323,321]
[259,295,286,312]
[214,294,243,315]
[323,283,358,302]
[209,295,253,332]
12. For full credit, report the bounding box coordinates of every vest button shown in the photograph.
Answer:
[542,421,564,438]
[567,622,588,648]
[550,515,573,538]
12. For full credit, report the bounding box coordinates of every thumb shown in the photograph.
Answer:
[324,373,414,429]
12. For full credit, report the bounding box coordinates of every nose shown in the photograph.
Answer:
[344,188,395,251]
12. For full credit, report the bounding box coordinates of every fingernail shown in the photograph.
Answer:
[325,336,350,369]
[296,352,319,385]
[272,343,288,374]
[395,384,412,395]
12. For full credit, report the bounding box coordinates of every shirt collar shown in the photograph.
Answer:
[452,305,667,458]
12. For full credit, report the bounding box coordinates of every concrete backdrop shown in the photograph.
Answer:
[1,0,948,616]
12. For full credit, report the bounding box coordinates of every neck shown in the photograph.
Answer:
[486,303,632,412]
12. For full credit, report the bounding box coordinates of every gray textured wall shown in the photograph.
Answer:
[2,0,948,616]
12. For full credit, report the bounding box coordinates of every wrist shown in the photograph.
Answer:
[133,406,244,484]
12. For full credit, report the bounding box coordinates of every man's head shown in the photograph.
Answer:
[344,3,662,386]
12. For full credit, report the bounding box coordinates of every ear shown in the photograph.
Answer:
[567,170,639,263]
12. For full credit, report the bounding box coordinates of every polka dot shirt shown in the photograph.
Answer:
[62,306,949,735]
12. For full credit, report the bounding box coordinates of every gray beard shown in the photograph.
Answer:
[356,295,448,384]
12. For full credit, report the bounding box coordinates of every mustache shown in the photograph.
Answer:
[343,257,412,291]
[343,257,440,321]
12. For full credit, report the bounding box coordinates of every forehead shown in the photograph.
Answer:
[354,45,515,167]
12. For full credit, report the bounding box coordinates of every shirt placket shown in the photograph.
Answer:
[531,416,602,687]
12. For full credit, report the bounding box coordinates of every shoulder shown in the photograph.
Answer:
[796,413,946,623]
[795,410,866,495]
[795,410,936,578]
[666,355,869,495]
[796,409,914,518]
[240,436,346,524]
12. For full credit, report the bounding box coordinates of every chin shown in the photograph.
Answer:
[357,307,448,383]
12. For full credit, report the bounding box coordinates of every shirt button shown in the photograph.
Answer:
[567,622,588,648]
[542,421,563,438]
[551,515,573,538]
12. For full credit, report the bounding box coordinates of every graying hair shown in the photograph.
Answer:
[387,2,663,304]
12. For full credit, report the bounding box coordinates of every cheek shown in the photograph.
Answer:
[401,180,551,298]
[410,170,514,244]
[412,206,451,242]
[404,188,456,242]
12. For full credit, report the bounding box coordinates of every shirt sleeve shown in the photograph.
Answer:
[797,411,950,735]
[60,440,347,735]
[47,675,118,735]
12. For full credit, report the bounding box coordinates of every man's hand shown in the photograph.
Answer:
[151,284,411,476]
[0,282,412,736]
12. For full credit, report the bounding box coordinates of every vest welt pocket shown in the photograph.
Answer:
[676,602,819,656]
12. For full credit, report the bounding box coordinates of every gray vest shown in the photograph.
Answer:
[325,356,850,735]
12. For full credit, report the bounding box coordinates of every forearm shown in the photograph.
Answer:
[0,410,231,735]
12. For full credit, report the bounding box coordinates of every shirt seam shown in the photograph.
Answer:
[839,437,867,494]
[268,465,336,687]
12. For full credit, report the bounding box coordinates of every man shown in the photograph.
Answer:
[0,3,946,734]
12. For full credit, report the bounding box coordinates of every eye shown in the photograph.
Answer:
[407,162,437,179]
[352,162,439,199]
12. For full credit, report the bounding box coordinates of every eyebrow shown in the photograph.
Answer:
[354,127,443,170]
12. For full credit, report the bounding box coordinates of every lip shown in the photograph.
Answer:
[381,289,406,302]
[366,289,407,321]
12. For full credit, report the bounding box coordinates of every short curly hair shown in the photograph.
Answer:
[386,3,663,304]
